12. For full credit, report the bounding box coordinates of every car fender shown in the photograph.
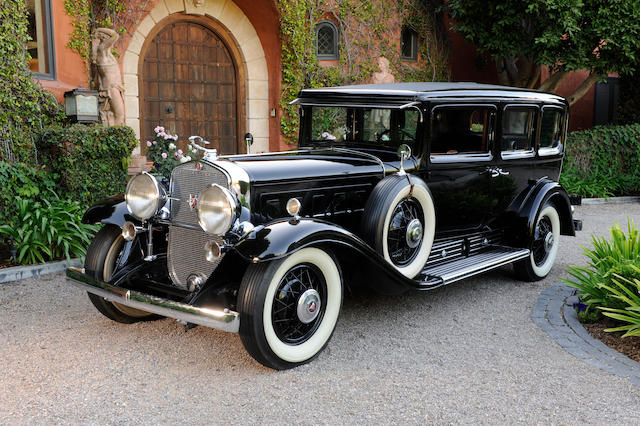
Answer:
[512,178,575,241]
[82,195,140,227]
[232,218,418,294]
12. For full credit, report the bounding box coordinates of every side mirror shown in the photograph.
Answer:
[397,144,411,176]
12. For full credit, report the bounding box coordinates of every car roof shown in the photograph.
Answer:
[296,82,567,106]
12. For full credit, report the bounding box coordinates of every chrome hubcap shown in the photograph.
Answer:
[405,218,423,249]
[297,289,321,324]
[544,232,554,251]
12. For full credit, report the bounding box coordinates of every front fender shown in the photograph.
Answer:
[233,218,419,294]
[82,195,139,227]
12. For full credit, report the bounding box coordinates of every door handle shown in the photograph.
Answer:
[485,167,509,178]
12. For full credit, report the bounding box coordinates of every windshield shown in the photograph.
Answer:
[307,106,419,148]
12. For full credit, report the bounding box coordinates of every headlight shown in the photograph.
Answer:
[125,172,165,220]
[197,184,238,235]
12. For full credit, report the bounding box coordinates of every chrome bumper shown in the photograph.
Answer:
[65,267,240,333]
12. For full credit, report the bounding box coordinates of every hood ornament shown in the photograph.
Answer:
[188,135,218,161]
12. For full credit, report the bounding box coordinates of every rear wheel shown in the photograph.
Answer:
[514,203,561,281]
[85,225,158,323]
[238,247,342,370]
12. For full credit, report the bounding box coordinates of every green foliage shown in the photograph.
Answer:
[447,0,640,99]
[0,162,59,224]
[0,197,98,265]
[37,124,138,206]
[599,275,640,338]
[563,220,640,319]
[64,0,92,63]
[145,126,196,182]
[276,0,449,144]
[0,0,63,164]
[560,124,640,197]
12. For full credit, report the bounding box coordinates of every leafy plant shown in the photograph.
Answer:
[563,220,640,318]
[0,161,59,223]
[0,197,98,265]
[37,124,138,206]
[560,124,640,198]
[145,126,195,183]
[599,274,640,338]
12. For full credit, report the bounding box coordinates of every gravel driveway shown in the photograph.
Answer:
[2,203,640,424]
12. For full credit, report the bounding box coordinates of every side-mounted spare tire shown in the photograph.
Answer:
[361,174,436,278]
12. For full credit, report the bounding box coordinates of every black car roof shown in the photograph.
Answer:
[295,82,567,106]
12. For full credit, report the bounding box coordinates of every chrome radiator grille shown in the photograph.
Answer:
[168,162,228,289]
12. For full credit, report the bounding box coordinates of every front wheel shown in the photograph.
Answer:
[85,224,158,323]
[514,203,561,281]
[238,247,343,370]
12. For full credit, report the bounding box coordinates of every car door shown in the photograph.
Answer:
[490,104,540,223]
[426,104,497,235]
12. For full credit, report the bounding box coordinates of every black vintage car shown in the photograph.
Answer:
[66,82,581,369]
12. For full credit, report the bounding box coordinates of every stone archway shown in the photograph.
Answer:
[122,0,269,156]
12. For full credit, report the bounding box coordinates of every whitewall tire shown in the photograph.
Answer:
[238,247,343,370]
[514,203,561,281]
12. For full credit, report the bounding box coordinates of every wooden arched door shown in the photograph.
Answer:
[140,19,238,154]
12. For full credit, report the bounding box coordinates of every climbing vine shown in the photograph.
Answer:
[276,0,450,144]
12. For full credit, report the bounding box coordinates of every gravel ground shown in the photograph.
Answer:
[2,203,640,424]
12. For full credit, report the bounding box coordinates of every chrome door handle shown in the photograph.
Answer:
[485,167,509,178]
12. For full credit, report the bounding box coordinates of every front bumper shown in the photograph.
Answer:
[65,267,240,333]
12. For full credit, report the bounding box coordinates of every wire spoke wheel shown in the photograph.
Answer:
[271,263,327,345]
[387,197,425,266]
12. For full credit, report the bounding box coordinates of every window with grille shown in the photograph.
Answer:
[401,27,418,61]
[315,21,338,60]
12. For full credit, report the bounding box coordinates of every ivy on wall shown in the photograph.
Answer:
[276,0,450,144]
[0,0,62,164]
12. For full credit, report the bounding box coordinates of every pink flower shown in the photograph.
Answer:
[154,126,165,133]
[161,153,167,159]
[153,141,157,145]
[174,151,179,157]
[172,134,178,140]
[177,149,183,155]
[164,134,171,140]
[146,141,152,147]
[177,153,183,159]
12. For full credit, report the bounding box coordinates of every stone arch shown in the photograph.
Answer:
[123,0,270,154]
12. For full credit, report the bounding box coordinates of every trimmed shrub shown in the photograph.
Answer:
[560,124,640,197]
[37,124,138,206]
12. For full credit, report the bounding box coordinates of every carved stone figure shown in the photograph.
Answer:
[371,57,395,84]
[92,28,125,126]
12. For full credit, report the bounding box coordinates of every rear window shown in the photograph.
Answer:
[539,108,564,151]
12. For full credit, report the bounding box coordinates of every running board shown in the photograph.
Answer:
[415,246,530,290]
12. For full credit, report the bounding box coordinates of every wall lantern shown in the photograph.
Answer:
[64,87,99,123]
[244,132,254,154]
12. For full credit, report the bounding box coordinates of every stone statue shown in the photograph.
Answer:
[371,57,395,84]
[92,28,125,126]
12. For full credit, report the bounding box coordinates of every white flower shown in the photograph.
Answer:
[179,155,191,163]
[168,143,176,150]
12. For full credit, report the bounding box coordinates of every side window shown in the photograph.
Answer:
[539,108,565,154]
[430,106,494,157]
[501,106,536,153]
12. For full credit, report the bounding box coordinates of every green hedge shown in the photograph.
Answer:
[560,124,640,198]
[37,124,138,206]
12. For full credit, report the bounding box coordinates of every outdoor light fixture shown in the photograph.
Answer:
[64,87,99,123]
[244,132,254,154]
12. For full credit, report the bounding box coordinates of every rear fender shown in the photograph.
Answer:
[233,218,417,295]
[511,179,574,242]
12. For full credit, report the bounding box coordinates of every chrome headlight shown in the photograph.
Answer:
[125,172,166,220]
[197,184,238,235]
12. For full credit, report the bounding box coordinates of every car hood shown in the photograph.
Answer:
[218,148,412,185]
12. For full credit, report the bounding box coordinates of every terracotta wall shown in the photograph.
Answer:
[37,0,88,102]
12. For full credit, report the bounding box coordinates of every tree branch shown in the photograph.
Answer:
[567,74,602,106]
[495,58,511,86]
[526,65,541,88]
[505,57,519,86]
[538,70,568,92]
